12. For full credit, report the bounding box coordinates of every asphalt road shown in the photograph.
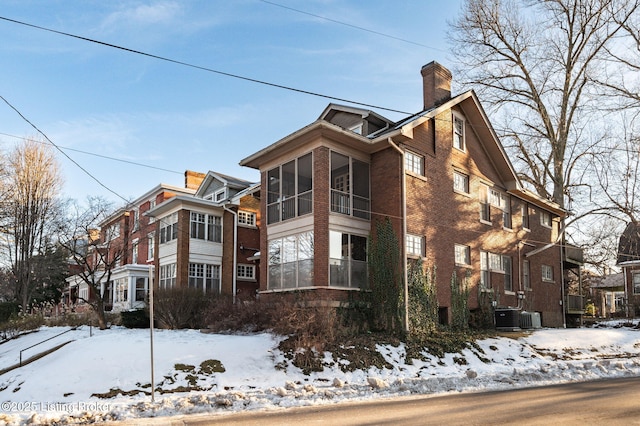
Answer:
[111,376,640,426]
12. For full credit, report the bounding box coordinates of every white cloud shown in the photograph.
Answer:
[101,1,183,30]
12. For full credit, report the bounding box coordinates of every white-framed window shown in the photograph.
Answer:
[190,212,222,242]
[633,273,640,295]
[237,264,256,280]
[522,203,530,230]
[269,231,315,290]
[502,194,512,229]
[479,185,491,223]
[454,244,471,266]
[188,263,221,294]
[540,210,552,228]
[238,210,256,227]
[135,277,147,302]
[105,223,120,241]
[267,153,314,224]
[542,264,554,282]
[132,241,139,264]
[453,170,470,194]
[503,256,512,291]
[159,263,176,289]
[453,113,465,151]
[329,231,368,288]
[148,199,156,223]
[132,209,140,231]
[159,212,178,244]
[523,260,531,289]
[214,188,227,202]
[79,286,89,303]
[480,251,490,288]
[406,234,424,257]
[349,123,363,135]
[489,253,503,271]
[147,233,155,260]
[114,277,128,303]
[405,151,425,176]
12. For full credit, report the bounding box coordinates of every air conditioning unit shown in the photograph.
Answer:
[495,308,521,331]
[520,311,542,329]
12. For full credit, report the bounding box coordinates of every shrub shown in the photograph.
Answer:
[0,313,45,340]
[0,302,20,324]
[153,287,212,329]
[121,309,149,329]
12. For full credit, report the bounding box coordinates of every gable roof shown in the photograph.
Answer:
[618,222,640,265]
[194,171,254,199]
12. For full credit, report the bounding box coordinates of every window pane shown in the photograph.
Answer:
[298,232,314,260]
[331,152,350,191]
[282,160,296,197]
[268,168,280,204]
[352,235,367,262]
[268,239,282,265]
[352,159,370,198]
[298,153,313,194]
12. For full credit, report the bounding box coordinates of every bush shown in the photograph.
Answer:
[0,302,20,324]
[121,309,149,329]
[153,287,212,329]
[0,313,45,340]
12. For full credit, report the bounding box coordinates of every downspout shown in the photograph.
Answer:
[560,242,567,328]
[224,205,238,304]
[623,267,629,317]
[387,137,408,333]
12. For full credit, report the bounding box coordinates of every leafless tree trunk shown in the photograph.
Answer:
[57,197,124,329]
[449,0,639,210]
[0,138,63,311]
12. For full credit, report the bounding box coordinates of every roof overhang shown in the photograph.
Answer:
[240,120,390,170]
[145,195,222,217]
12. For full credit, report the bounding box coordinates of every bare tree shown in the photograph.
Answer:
[449,0,639,210]
[0,138,63,311]
[57,197,125,329]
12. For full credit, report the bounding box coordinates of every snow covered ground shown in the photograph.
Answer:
[0,321,639,425]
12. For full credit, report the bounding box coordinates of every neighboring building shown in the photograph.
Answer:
[240,61,568,327]
[589,273,625,318]
[146,171,260,300]
[617,222,640,316]
[64,173,200,313]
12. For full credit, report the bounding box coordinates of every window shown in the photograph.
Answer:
[522,204,530,230]
[132,241,139,264]
[479,185,491,223]
[132,209,140,231]
[214,189,227,202]
[238,210,256,227]
[190,212,221,242]
[331,152,370,219]
[267,153,313,224]
[405,151,425,176]
[237,264,256,280]
[454,244,471,266]
[453,171,470,194]
[114,278,128,303]
[489,253,503,271]
[105,223,120,241]
[349,123,363,135]
[523,260,531,289]
[502,194,512,229]
[148,199,156,223]
[406,234,424,257]
[453,113,465,151]
[188,263,221,294]
[159,263,176,289]
[540,211,552,228]
[503,256,512,291]
[634,273,640,295]
[269,231,314,290]
[542,264,554,282]
[135,277,146,302]
[159,213,178,244]
[147,234,155,260]
[480,251,490,289]
[330,231,368,288]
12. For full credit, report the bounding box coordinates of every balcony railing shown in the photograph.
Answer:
[565,294,585,314]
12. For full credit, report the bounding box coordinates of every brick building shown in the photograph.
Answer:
[241,61,567,327]
[617,222,640,316]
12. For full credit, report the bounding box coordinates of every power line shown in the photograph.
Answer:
[259,0,447,52]
[0,15,412,116]
[0,94,130,204]
[0,131,183,175]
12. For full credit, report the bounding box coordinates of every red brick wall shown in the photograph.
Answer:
[314,146,330,289]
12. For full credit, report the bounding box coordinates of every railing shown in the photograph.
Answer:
[19,326,78,366]
[565,294,585,313]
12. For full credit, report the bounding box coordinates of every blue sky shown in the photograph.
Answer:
[0,0,462,205]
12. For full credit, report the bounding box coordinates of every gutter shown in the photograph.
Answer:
[387,137,409,333]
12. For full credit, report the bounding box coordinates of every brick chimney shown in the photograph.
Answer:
[421,61,452,110]
[184,170,206,190]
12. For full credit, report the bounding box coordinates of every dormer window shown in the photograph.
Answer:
[214,188,227,202]
[349,123,363,135]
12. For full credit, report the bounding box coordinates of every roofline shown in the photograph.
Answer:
[145,195,222,217]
